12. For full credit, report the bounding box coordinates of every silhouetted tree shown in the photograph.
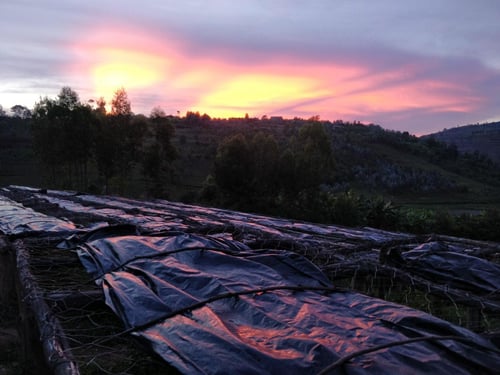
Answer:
[214,134,253,197]
[32,87,93,189]
[58,86,79,110]
[93,114,119,193]
[292,122,334,190]
[150,109,177,163]
[142,110,177,196]
[249,132,279,194]
[277,147,297,195]
[275,122,334,199]
[111,87,131,116]
[96,97,107,116]
[93,88,148,194]
[10,104,31,119]
[185,111,202,125]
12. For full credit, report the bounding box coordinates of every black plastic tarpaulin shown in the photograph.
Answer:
[401,241,500,295]
[0,195,76,236]
[77,233,500,374]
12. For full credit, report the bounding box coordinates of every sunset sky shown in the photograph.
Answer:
[1,1,499,135]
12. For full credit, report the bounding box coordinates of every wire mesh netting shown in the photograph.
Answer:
[18,237,178,375]
[1,185,499,374]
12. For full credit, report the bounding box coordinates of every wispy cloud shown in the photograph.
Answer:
[0,0,499,134]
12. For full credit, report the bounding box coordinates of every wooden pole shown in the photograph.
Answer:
[14,239,80,375]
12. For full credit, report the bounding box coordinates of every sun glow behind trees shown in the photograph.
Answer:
[91,48,166,99]
[67,26,482,125]
[194,74,330,119]
[71,27,173,113]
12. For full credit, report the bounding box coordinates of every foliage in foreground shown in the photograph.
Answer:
[4,86,500,241]
[203,125,500,242]
[31,87,177,196]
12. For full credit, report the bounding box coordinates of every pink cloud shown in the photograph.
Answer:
[65,23,499,133]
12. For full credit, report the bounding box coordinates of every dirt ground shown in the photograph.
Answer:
[0,304,21,374]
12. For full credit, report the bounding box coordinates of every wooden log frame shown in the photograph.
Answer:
[0,236,15,307]
[3,186,500,366]
[14,239,80,375]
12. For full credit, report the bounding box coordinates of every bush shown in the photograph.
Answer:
[365,197,399,229]
[325,191,364,227]
[399,208,436,234]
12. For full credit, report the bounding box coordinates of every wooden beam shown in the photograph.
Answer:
[14,239,80,375]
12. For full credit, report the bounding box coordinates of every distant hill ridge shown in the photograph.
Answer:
[423,121,500,164]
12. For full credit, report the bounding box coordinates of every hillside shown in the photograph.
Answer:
[327,123,500,207]
[170,119,500,210]
[423,121,500,164]
[1,114,500,218]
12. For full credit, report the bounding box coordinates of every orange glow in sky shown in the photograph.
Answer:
[71,26,483,123]
[91,48,166,99]
[195,74,330,118]
[71,27,174,107]
[3,2,500,135]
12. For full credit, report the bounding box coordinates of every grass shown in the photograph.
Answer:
[2,118,500,214]
[366,142,500,211]
[335,275,500,333]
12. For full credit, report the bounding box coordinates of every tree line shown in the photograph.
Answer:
[201,121,500,241]
[2,87,500,241]
[0,104,32,119]
[204,128,500,242]
[31,87,176,196]
[204,122,334,212]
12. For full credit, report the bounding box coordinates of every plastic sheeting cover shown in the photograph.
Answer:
[401,242,500,295]
[0,196,76,236]
[77,233,500,374]
[78,232,250,279]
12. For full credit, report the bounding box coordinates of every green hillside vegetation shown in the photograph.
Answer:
[330,124,500,204]
[0,115,40,187]
[1,87,500,241]
[424,121,500,164]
